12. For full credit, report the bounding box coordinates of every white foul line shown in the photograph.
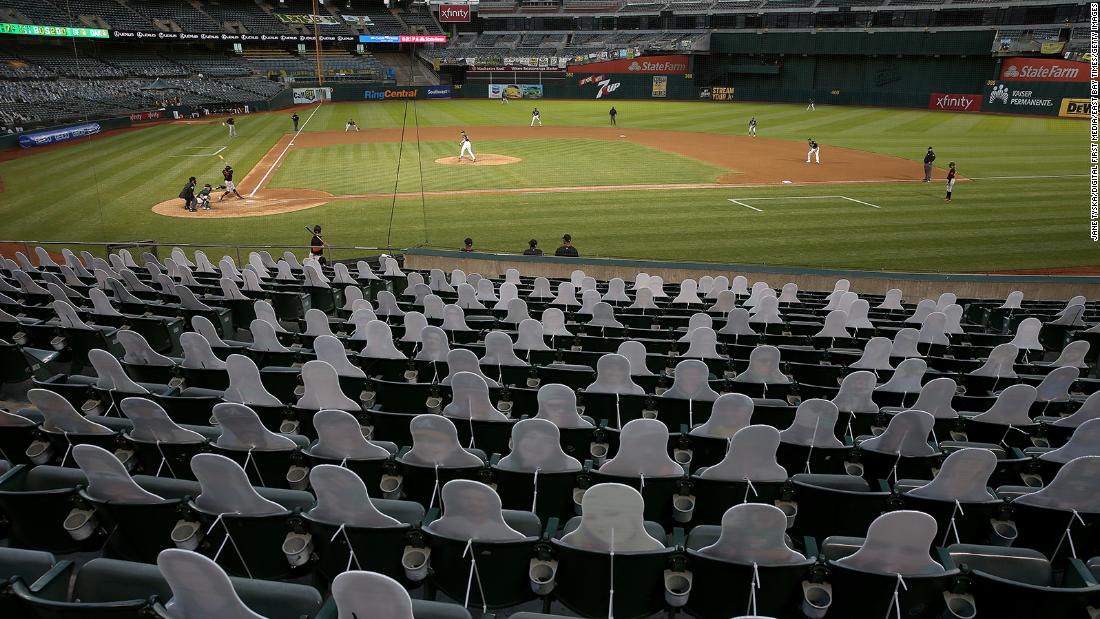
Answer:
[838,195,881,209]
[248,102,323,197]
[727,195,881,210]
[727,199,762,212]
[211,146,226,156]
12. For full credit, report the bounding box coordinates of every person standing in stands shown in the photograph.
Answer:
[945,162,957,203]
[462,238,474,252]
[179,176,197,212]
[292,113,300,132]
[609,106,617,126]
[922,147,936,182]
[523,239,543,255]
[555,234,579,257]
[225,116,236,138]
[309,225,328,266]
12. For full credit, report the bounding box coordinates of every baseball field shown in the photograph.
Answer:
[0,99,1088,272]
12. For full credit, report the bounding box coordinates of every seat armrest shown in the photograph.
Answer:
[28,560,75,600]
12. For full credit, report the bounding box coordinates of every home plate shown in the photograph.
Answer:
[782,180,792,184]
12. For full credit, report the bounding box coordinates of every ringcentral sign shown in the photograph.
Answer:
[364,89,418,100]
[438,4,472,23]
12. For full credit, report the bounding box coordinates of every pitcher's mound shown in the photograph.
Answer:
[435,154,521,166]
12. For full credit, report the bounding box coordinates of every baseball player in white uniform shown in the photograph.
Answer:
[530,107,542,127]
[805,138,820,164]
[459,131,476,161]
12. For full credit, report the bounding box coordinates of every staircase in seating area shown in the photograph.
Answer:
[374,53,440,86]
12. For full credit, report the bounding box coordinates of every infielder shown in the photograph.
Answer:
[218,165,243,201]
[748,116,757,137]
[945,162,957,203]
[459,131,476,161]
[345,119,360,132]
[805,138,820,164]
[530,107,542,127]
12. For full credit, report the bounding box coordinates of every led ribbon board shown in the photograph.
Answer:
[360,35,447,43]
[0,22,109,38]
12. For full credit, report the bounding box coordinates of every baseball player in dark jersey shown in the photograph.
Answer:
[945,162,957,203]
[805,139,820,164]
[748,116,757,137]
[530,107,542,127]
[218,165,243,201]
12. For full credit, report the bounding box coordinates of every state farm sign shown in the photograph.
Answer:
[999,57,1089,83]
[928,92,982,112]
[438,4,471,23]
[568,54,691,75]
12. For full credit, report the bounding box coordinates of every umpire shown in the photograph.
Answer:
[923,147,936,182]
[179,176,197,212]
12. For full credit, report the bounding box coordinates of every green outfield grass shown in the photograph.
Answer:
[269,138,728,195]
[0,99,1089,271]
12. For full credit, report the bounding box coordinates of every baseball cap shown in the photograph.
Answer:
[313,225,322,232]
[562,234,572,242]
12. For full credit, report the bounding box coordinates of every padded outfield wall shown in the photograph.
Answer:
[697,31,1089,114]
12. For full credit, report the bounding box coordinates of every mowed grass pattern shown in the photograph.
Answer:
[269,139,728,195]
[0,99,1089,271]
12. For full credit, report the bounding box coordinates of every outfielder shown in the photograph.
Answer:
[748,116,757,137]
[226,116,236,137]
[530,107,542,127]
[345,119,360,132]
[945,162,957,203]
[806,99,816,111]
[805,139,820,164]
[459,131,476,161]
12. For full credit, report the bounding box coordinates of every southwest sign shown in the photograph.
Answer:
[568,54,690,75]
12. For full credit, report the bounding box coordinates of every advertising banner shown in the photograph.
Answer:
[274,14,340,25]
[985,83,1056,113]
[340,15,375,26]
[0,22,107,38]
[1058,98,1091,118]
[364,88,418,100]
[927,92,983,112]
[568,54,691,75]
[19,122,101,148]
[709,87,736,101]
[438,4,472,23]
[651,75,668,98]
[999,57,1089,82]
[110,30,357,43]
[488,84,544,99]
[294,87,332,104]
[359,34,446,44]
[129,111,163,122]
[425,86,453,100]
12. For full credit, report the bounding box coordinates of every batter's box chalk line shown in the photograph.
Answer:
[727,195,882,212]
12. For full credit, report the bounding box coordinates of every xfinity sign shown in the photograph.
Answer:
[438,4,471,23]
